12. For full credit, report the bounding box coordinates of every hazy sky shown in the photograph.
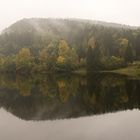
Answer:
[0,0,140,31]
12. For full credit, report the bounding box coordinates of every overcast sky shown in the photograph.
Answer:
[0,0,140,31]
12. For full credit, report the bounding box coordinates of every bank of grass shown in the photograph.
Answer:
[73,61,140,77]
[72,68,87,75]
[106,61,140,77]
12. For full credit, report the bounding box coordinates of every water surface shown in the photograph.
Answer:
[0,73,140,140]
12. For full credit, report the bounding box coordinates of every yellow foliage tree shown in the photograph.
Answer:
[16,48,33,72]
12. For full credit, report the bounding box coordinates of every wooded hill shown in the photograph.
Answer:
[0,18,140,73]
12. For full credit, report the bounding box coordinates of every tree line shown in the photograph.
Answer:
[0,37,134,73]
[0,40,79,73]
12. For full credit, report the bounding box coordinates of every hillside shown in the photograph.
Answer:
[0,18,140,73]
[0,18,139,56]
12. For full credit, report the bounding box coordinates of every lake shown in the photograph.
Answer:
[0,73,140,140]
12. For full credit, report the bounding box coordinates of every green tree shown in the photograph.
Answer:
[125,44,134,63]
[86,38,102,71]
[3,55,16,72]
[46,41,58,70]
[86,45,93,71]
[117,38,128,57]
[92,41,102,70]
[38,48,48,72]
[39,41,59,71]
[102,56,125,70]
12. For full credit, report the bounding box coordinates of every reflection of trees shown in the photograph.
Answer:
[38,75,58,98]
[84,73,140,114]
[0,73,139,120]
[0,74,17,89]
[16,75,32,96]
[58,79,69,103]
[57,76,79,103]
[125,79,140,108]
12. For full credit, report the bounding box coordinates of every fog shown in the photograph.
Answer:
[0,0,140,31]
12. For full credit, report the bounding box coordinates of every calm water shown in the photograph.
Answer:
[0,73,140,140]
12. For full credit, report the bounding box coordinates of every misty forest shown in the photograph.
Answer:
[2,0,140,139]
[0,18,139,74]
[1,17,140,140]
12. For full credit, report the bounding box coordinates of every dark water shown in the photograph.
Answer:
[0,73,140,140]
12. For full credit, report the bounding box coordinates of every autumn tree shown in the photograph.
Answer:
[56,40,78,71]
[16,48,33,73]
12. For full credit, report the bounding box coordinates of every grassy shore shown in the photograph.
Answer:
[109,61,140,77]
[73,62,140,77]
[110,65,140,77]
[72,68,87,75]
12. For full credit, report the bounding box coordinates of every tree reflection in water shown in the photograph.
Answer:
[0,73,140,121]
